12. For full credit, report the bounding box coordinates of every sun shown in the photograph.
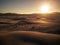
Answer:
[40,4,50,13]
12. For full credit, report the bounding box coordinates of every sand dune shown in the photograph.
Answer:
[0,31,60,45]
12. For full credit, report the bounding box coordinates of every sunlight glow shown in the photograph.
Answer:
[40,4,50,13]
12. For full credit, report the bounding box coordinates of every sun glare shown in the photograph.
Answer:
[40,4,50,13]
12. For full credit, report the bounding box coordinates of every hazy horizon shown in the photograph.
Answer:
[0,0,60,14]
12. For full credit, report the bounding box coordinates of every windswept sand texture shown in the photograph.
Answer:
[0,13,60,45]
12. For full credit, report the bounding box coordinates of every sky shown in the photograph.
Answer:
[0,0,60,14]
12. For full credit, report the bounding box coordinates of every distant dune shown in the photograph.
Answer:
[0,12,60,34]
